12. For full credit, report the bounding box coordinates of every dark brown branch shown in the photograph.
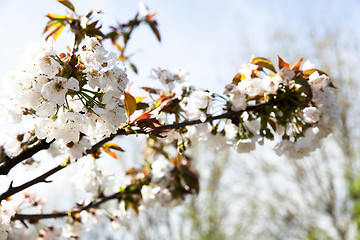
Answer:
[0,139,52,175]
[94,101,273,147]
[0,164,66,201]
[0,135,120,201]
[0,101,272,176]
[4,102,275,219]
[13,192,121,221]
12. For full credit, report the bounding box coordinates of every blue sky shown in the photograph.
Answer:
[0,0,359,93]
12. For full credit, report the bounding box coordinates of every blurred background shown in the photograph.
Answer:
[0,0,360,239]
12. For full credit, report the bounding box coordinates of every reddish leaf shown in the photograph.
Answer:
[128,201,139,215]
[102,148,118,159]
[147,13,157,20]
[291,57,303,72]
[134,110,152,122]
[278,56,290,69]
[301,69,335,88]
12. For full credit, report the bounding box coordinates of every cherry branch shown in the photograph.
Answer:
[0,100,273,200]
[13,191,121,221]
[1,101,277,221]
[0,139,53,175]
[0,99,270,176]
[0,164,65,201]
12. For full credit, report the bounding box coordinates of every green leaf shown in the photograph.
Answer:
[57,0,75,12]
[251,57,277,73]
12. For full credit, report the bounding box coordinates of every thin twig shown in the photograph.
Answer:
[13,192,121,221]
[0,164,65,201]
[0,139,52,175]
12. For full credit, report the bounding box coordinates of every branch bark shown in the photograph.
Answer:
[0,101,271,182]
[13,191,121,221]
[0,139,52,175]
[4,102,274,220]
[0,164,65,201]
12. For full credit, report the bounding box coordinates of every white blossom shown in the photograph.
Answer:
[67,137,92,161]
[277,67,295,82]
[71,160,108,193]
[62,222,87,238]
[139,2,149,17]
[151,156,174,183]
[41,77,79,105]
[110,202,131,230]
[186,124,228,150]
[80,209,104,225]
[236,138,256,153]
[2,36,129,149]
[140,185,182,209]
[187,90,213,122]
[150,68,189,89]
[38,226,61,240]
[303,107,321,123]
[238,63,259,79]
[140,185,159,209]
[302,60,316,70]
[3,132,31,156]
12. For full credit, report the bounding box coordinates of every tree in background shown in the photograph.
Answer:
[173,15,360,240]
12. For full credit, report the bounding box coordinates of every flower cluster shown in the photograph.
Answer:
[185,57,340,158]
[140,156,181,208]
[0,195,54,239]
[1,36,129,158]
[150,68,189,89]
[274,70,340,158]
